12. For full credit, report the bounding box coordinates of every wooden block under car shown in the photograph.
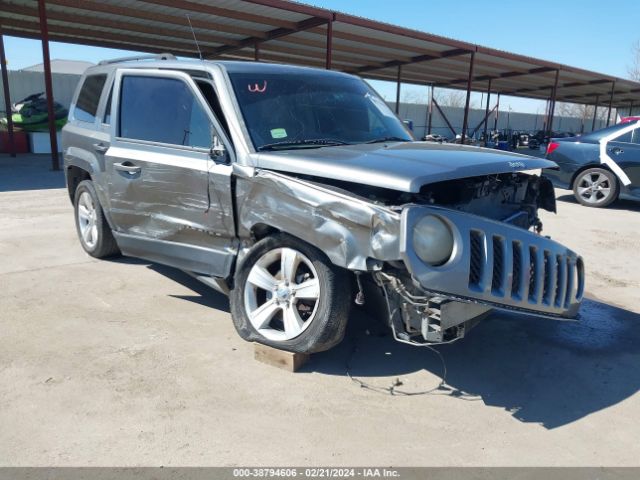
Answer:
[254,343,309,372]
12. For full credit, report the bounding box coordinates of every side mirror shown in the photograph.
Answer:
[209,135,228,163]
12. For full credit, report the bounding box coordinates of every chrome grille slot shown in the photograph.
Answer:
[554,255,567,308]
[576,257,585,300]
[564,259,575,308]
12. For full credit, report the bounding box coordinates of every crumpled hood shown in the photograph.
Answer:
[256,141,557,192]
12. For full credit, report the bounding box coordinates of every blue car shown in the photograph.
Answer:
[544,121,640,207]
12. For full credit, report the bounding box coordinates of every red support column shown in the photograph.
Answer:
[395,64,401,114]
[606,80,615,126]
[325,17,333,70]
[38,0,60,170]
[546,69,559,137]
[0,30,16,157]
[482,78,492,142]
[591,95,599,132]
[426,84,433,135]
[493,93,500,132]
[460,51,475,144]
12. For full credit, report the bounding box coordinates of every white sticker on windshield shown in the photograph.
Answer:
[270,128,287,139]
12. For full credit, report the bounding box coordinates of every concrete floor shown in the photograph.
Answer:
[1,154,640,466]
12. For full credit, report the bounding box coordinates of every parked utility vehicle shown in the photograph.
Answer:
[62,55,584,353]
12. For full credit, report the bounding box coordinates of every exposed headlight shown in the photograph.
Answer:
[413,215,454,266]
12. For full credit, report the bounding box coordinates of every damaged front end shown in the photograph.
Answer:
[375,172,584,345]
[238,167,584,346]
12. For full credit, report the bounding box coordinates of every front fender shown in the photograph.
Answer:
[235,170,401,271]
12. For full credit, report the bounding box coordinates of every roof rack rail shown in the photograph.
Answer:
[98,53,176,66]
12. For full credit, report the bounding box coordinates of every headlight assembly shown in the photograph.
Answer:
[413,215,454,266]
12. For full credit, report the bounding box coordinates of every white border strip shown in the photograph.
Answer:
[598,121,637,186]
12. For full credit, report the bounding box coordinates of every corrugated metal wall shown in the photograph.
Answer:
[0,71,81,115]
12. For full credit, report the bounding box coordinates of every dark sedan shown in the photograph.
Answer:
[544,121,640,207]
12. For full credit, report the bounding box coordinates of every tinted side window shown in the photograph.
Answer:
[119,76,213,148]
[615,131,632,143]
[74,74,107,123]
[632,129,640,144]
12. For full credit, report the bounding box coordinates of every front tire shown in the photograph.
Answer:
[572,167,619,208]
[230,233,351,353]
[73,180,120,258]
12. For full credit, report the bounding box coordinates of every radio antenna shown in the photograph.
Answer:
[186,14,203,61]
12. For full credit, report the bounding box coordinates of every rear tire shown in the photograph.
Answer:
[230,233,351,353]
[73,180,120,258]
[572,167,619,208]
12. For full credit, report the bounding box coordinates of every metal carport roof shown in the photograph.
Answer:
[1,0,639,108]
[1,0,640,169]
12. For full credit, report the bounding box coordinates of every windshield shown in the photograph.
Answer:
[228,71,413,150]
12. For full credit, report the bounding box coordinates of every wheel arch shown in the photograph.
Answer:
[66,164,92,202]
[570,162,619,190]
[235,171,401,273]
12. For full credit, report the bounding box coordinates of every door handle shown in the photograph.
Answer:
[610,147,624,155]
[93,143,109,154]
[114,162,141,175]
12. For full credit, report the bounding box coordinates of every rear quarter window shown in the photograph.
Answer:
[74,74,107,123]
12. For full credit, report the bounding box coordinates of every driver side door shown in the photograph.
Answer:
[104,69,236,277]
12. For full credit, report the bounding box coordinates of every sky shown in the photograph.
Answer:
[3,0,639,114]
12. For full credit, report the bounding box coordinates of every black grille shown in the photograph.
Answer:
[469,230,484,288]
[542,250,552,304]
[511,242,522,299]
[491,236,504,295]
[461,226,583,313]
[528,246,538,303]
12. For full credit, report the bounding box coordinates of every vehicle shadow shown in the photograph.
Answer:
[105,257,640,430]
[148,263,231,312]
[309,297,640,430]
[104,257,231,312]
[557,192,640,212]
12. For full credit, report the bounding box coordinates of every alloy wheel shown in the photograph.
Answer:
[243,247,320,341]
[77,191,99,249]
[576,171,613,205]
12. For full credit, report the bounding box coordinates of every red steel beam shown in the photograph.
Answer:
[241,0,333,19]
[431,97,457,137]
[325,17,333,69]
[461,51,475,143]
[137,0,297,29]
[354,48,470,74]
[483,78,492,141]
[427,86,434,135]
[1,2,234,47]
[37,0,59,170]
[395,65,402,114]
[546,69,560,136]
[207,16,329,57]
[606,81,616,126]
[0,29,16,157]
[591,95,600,131]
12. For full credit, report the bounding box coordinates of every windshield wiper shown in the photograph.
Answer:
[364,136,412,144]
[258,138,351,151]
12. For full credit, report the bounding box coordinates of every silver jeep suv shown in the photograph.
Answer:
[62,54,584,353]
